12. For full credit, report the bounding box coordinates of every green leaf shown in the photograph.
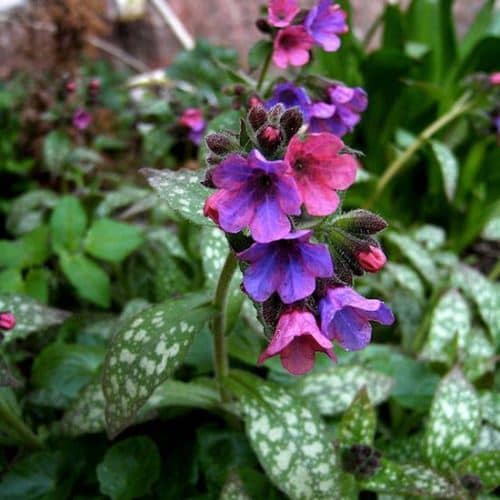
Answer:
[220,472,252,500]
[0,451,73,500]
[457,451,500,490]
[6,189,58,236]
[59,252,110,308]
[84,218,143,263]
[480,391,500,430]
[0,294,69,344]
[385,263,424,300]
[482,212,500,241]
[411,224,446,250]
[24,268,50,303]
[451,265,500,343]
[248,40,273,71]
[31,344,104,408]
[338,388,376,446]
[96,436,161,500]
[295,366,393,416]
[43,130,71,175]
[424,368,480,470]
[361,458,459,497]
[462,327,495,382]
[201,227,243,333]
[476,425,500,453]
[384,232,437,284]
[227,372,341,499]
[0,226,51,270]
[0,269,24,294]
[430,140,458,201]
[102,294,213,437]
[96,186,150,218]
[50,196,87,254]
[141,168,212,226]
[420,289,471,365]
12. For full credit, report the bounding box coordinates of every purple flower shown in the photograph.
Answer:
[265,82,312,122]
[305,0,348,52]
[72,109,92,131]
[238,230,333,304]
[319,287,394,351]
[310,84,368,137]
[210,150,301,243]
[268,0,300,28]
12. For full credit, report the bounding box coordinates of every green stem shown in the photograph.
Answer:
[212,251,237,402]
[364,94,474,209]
[256,48,273,92]
[0,398,42,449]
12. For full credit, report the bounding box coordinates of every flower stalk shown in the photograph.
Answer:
[212,251,238,403]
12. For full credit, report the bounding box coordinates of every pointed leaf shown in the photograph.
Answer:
[227,372,340,499]
[424,368,480,470]
[462,327,495,381]
[141,168,212,226]
[457,451,500,490]
[295,366,393,416]
[50,196,87,254]
[385,263,424,300]
[0,294,70,344]
[361,459,459,497]
[420,289,471,365]
[431,141,458,201]
[451,265,500,343]
[480,391,500,430]
[102,294,214,437]
[338,388,376,446]
[476,425,500,452]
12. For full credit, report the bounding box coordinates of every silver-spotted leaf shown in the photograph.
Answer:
[431,141,458,201]
[420,289,471,365]
[451,265,500,343]
[457,451,500,490]
[480,391,500,430]
[424,368,480,470]
[141,168,212,226]
[476,425,500,453]
[219,472,252,500]
[361,459,459,497]
[0,294,70,344]
[338,388,376,446]
[102,294,214,437]
[385,263,425,300]
[295,366,393,416]
[228,372,340,500]
[462,327,495,381]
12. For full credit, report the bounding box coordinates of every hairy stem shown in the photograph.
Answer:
[212,251,238,402]
[364,94,474,209]
[257,48,273,92]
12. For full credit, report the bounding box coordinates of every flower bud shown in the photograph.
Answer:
[489,72,500,86]
[268,103,285,125]
[65,80,77,94]
[88,78,101,95]
[460,474,483,495]
[280,107,303,141]
[257,125,281,154]
[201,167,216,187]
[255,18,272,34]
[205,133,236,156]
[248,104,267,131]
[357,245,387,273]
[0,312,16,331]
[342,445,381,479]
[248,94,263,109]
[333,209,388,235]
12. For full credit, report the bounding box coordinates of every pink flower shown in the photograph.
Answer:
[258,309,335,375]
[273,26,314,69]
[284,132,357,216]
[490,72,500,86]
[179,108,206,145]
[357,245,387,273]
[0,312,16,331]
[72,109,92,130]
[268,0,300,28]
[203,190,225,225]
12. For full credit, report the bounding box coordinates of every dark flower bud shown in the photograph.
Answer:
[65,80,77,94]
[333,209,388,236]
[257,126,281,155]
[342,445,382,479]
[205,133,236,156]
[280,107,303,140]
[88,78,101,95]
[248,94,263,109]
[460,474,483,495]
[255,18,272,34]
[201,167,216,187]
[248,104,268,131]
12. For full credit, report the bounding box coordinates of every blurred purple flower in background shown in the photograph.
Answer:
[72,108,92,130]
[305,0,348,52]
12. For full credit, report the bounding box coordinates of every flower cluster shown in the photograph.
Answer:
[61,77,101,131]
[266,0,348,69]
[266,81,368,137]
[203,99,393,375]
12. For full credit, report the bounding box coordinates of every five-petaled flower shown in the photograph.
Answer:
[206,150,301,243]
[258,309,335,375]
[265,82,312,122]
[305,0,348,52]
[238,230,333,304]
[285,132,357,215]
[268,0,300,28]
[319,287,394,351]
[273,25,314,69]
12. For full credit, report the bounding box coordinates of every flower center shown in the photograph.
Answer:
[258,173,273,189]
